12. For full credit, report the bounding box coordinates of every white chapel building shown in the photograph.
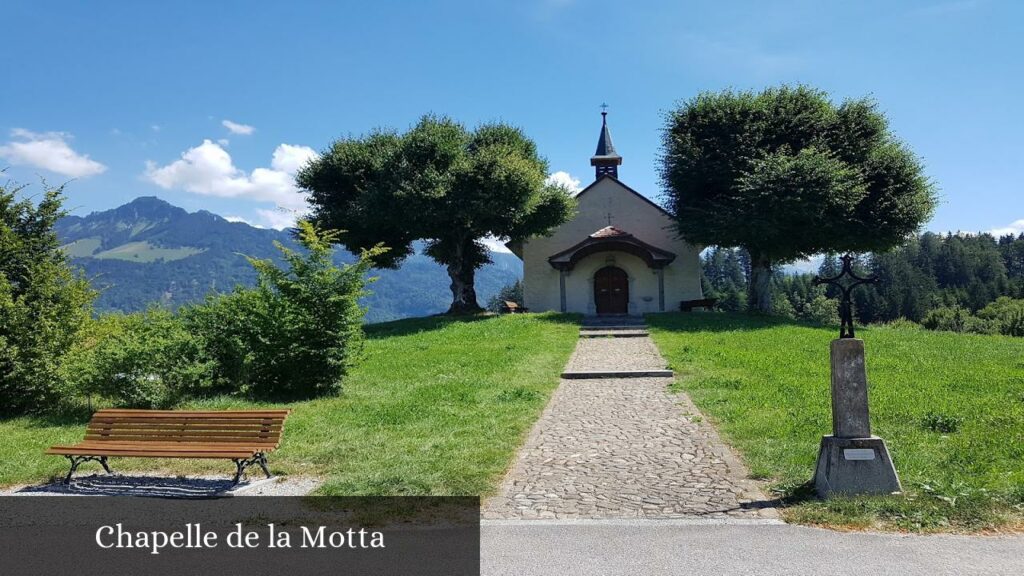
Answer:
[509,112,703,316]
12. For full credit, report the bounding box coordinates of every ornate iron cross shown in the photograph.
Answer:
[812,254,878,339]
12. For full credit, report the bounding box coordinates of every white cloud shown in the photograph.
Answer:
[144,139,318,212]
[545,170,583,193]
[151,124,161,132]
[222,119,255,135]
[270,143,318,174]
[0,129,107,178]
[256,208,299,230]
[990,219,1024,237]
[217,138,230,147]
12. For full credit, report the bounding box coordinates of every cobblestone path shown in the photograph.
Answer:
[483,321,777,520]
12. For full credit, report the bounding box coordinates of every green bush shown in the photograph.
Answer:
[803,294,840,327]
[1,183,94,414]
[976,297,1024,337]
[63,309,214,408]
[921,305,973,333]
[881,317,922,330]
[187,222,383,400]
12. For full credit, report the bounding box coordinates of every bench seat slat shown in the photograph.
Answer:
[95,410,289,417]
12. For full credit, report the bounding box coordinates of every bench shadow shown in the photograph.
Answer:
[15,475,243,499]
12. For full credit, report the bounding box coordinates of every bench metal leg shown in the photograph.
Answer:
[63,455,112,484]
[231,453,271,485]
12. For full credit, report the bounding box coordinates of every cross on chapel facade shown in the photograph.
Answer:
[509,111,703,316]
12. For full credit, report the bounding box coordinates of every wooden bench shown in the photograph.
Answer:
[46,409,291,484]
[679,298,718,312]
[500,300,528,314]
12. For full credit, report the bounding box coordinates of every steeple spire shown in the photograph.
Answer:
[590,105,622,179]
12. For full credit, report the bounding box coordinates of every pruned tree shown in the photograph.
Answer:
[660,85,936,313]
[298,115,576,313]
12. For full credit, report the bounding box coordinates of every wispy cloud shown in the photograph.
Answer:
[989,219,1024,237]
[0,128,107,178]
[222,119,255,136]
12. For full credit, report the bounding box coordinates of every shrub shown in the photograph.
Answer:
[64,309,214,408]
[921,305,973,333]
[188,222,383,400]
[881,317,922,330]
[0,183,94,414]
[976,297,1024,337]
[803,295,840,327]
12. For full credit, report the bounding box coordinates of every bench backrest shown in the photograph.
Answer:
[85,409,291,449]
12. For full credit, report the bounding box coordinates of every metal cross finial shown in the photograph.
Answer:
[812,254,879,339]
[600,102,609,114]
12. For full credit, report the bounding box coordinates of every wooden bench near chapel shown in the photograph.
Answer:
[46,409,291,484]
[679,298,718,312]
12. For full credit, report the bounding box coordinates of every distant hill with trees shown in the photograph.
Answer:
[701,231,1024,333]
[55,197,522,322]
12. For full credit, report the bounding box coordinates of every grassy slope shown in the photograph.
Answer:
[647,312,1024,531]
[0,313,579,495]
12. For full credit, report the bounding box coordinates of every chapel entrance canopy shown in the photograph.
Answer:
[547,226,676,272]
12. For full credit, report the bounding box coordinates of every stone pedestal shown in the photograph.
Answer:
[812,338,901,497]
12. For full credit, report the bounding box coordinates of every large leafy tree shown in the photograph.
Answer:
[1,181,94,414]
[660,86,936,313]
[298,115,576,313]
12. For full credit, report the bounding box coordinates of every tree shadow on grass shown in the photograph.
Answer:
[1,403,94,428]
[646,311,839,335]
[364,313,497,340]
[363,311,581,340]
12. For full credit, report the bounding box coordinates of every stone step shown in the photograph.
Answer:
[578,330,649,338]
[580,324,648,331]
[560,369,674,379]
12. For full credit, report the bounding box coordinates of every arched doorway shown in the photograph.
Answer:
[594,266,628,314]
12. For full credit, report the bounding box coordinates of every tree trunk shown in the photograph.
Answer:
[446,259,482,315]
[748,253,774,314]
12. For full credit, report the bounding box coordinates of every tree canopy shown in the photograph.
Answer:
[298,115,576,313]
[660,85,936,312]
[1,181,94,413]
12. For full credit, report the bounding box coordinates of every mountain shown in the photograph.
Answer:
[56,197,522,323]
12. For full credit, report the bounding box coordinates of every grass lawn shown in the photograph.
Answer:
[647,312,1024,532]
[0,313,579,496]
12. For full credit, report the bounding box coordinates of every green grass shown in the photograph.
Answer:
[0,313,580,496]
[93,241,205,262]
[647,312,1024,532]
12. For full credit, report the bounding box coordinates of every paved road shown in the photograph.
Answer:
[481,520,1024,576]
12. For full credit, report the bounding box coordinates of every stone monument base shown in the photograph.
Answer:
[812,435,901,497]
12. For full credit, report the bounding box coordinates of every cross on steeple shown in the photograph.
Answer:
[606,211,613,226]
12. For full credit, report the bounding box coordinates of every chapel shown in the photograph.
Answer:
[509,111,703,315]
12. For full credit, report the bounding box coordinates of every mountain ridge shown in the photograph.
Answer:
[57,197,522,322]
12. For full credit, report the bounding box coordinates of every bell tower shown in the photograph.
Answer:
[590,105,622,179]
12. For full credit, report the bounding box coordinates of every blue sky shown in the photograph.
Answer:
[1,0,1022,237]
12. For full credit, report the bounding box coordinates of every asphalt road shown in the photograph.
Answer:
[481,520,1024,576]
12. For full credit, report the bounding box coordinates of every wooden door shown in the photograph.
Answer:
[594,266,628,314]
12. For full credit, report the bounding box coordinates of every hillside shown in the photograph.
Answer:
[56,197,522,322]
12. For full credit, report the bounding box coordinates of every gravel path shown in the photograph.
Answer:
[564,336,667,372]
[484,321,776,520]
